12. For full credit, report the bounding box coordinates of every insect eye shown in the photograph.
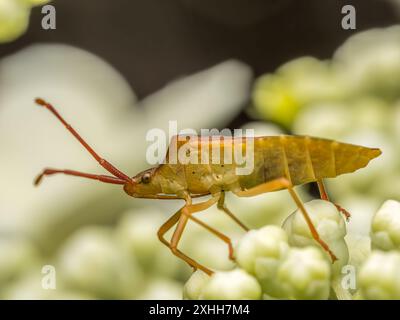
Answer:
[142,173,151,184]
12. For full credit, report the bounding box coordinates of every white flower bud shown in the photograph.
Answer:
[0,0,30,43]
[277,247,331,300]
[183,236,236,271]
[293,102,352,141]
[200,269,262,300]
[252,57,346,128]
[115,209,188,278]
[138,278,183,300]
[283,200,349,275]
[183,271,210,300]
[330,196,378,270]
[328,130,394,198]
[57,227,143,299]
[24,0,51,5]
[0,239,40,285]
[240,121,284,137]
[228,188,309,229]
[334,25,400,100]
[371,200,400,251]
[358,251,400,300]
[2,272,94,300]
[179,206,237,271]
[235,226,289,298]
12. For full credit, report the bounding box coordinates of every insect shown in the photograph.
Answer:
[33,98,382,275]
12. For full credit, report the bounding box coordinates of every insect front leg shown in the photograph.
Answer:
[317,179,351,221]
[235,178,338,263]
[187,213,235,261]
[158,194,237,273]
[157,209,211,274]
[217,192,249,231]
[169,195,221,275]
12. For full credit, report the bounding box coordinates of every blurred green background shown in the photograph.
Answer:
[0,0,400,299]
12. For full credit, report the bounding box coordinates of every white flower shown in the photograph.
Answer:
[0,239,40,285]
[336,197,377,269]
[115,208,189,279]
[202,269,262,300]
[293,97,390,142]
[178,207,237,272]
[0,0,30,43]
[23,0,50,5]
[137,278,183,300]
[283,200,349,275]
[236,226,289,274]
[57,226,143,299]
[371,200,400,251]
[227,187,310,229]
[358,251,400,300]
[183,270,210,300]
[139,59,252,130]
[0,0,51,43]
[327,129,395,200]
[235,224,335,300]
[235,226,289,298]
[252,57,347,127]
[334,25,400,101]
[277,247,331,300]
[240,121,284,137]
[394,103,400,144]
[2,272,94,300]
[183,235,236,272]
[293,102,353,141]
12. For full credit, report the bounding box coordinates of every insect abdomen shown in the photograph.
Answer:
[259,136,318,186]
[239,135,381,189]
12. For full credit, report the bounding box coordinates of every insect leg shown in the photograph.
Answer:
[157,210,181,248]
[217,192,249,231]
[34,168,126,186]
[157,209,212,274]
[234,177,291,197]
[317,179,329,200]
[172,194,237,261]
[34,99,131,182]
[169,196,220,275]
[234,178,338,262]
[317,179,351,221]
[287,187,338,262]
[187,214,235,261]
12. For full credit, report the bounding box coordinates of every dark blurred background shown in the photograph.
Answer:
[0,0,396,100]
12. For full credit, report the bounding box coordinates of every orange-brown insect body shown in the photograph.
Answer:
[126,135,381,199]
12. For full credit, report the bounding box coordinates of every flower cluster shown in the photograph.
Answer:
[184,199,400,300]
[184,200,343,300]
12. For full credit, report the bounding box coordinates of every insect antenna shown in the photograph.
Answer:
[34,169,127,186]
[34,98,132,184]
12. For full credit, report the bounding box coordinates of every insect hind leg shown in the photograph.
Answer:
[317,179,351,221]
[235,177,338,262]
